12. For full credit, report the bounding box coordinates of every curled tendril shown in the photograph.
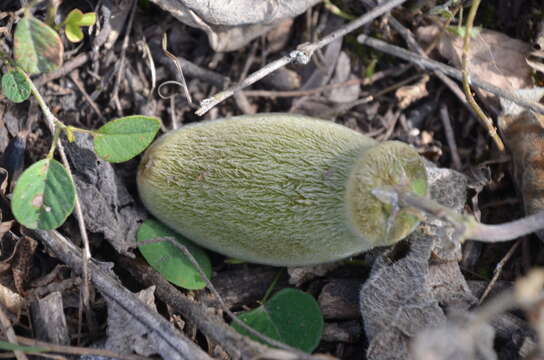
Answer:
[161,33,192,105]
[157,80,188,100]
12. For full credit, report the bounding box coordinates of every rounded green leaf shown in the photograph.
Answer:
[1,70,31,103]
[94,116,161,163]
[12,159,76,230]
[14,16,63,75]
[137,219,212,290]
[232,288,323,353]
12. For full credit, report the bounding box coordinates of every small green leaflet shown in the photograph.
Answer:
[137,219,212,290]
[232,288,323,353]
[14,16,63,75]
[1,69,31,103]
[12,159,76,230]
[93,116,161,163]
[63,9,97,43]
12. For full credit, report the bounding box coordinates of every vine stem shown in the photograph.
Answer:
[373,186,544,243]
[461,0,504,151]
[23,70,94,332]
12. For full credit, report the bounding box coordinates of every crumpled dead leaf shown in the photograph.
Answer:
[64,134,146,255]
[148,0,320,51]
[417,25,532,108]
[360,166,477,360]
[395,75,430,109]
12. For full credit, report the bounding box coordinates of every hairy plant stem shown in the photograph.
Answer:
[22,69,94,335]
[373,186,544,243]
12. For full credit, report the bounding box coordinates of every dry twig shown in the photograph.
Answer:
[30,230,213,360]
[357,35,544,115]
[0,304,28,360]
[195,0,409,116]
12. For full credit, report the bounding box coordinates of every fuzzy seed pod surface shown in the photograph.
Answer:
[138,114,428,266]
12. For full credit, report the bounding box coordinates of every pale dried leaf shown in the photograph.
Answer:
[0,283,23,314]
[148,0,320,51]
[411,314,496,360]
[327,52,360,103]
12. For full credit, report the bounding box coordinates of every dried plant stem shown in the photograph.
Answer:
[479,240,521,303]
[195,0,408,116]
[10,335,149,360]
[357,35,544,115]
[30,230,213,360]
[461,0,504,151]
[111,0,137,116]
[23,71,94,338]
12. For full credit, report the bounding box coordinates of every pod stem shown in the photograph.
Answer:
[373,186,544,243]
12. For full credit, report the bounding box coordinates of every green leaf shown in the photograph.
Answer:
[12,159,76,230]
[0,340,46,353]
[93,115,161,163]
[64,9,97,43]
[14,16,63,75]
[232,288,323,353]
[1,69,31,103]
[137,219,212,290]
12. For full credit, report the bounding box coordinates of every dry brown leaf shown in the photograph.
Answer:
[498,88,544,241]
[417,25,533,106]
[11,236,37,293]
[395,75,430,109]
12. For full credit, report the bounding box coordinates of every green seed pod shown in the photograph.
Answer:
[137,114,428,266]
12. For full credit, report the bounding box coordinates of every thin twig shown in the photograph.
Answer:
[461,0,504,151]
[33,53,90,87]
[195,0,409,116]
[111,0,137,116]
[479,240,521,303]
[69,70,105,121]
[439,104,462,170]
[11,335,149,360]
[243,78,366,98]
[357,35,544,115]
[0,304,28,360]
